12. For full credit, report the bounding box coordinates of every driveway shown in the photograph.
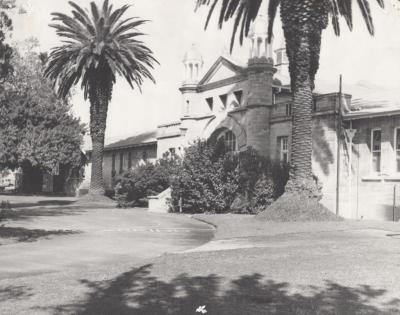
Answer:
[0,196,214,314]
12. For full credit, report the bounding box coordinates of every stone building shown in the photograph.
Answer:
[94,15,400,221]
[83,131,157,194]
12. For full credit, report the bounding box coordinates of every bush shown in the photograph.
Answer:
[170,141,289,214]
[114,140,290,213]
[114,152,180,208]
[170,140,239,213]
[234,148,290,213]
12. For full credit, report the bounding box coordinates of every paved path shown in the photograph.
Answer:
[0,196,214,314]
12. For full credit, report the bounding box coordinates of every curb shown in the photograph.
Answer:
[190,215,217,230]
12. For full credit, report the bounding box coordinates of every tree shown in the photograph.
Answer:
[0,40,85,193]
[44,1,158,196]
[0,0,16,81]
[196,0,384,199]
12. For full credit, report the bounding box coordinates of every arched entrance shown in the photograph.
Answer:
[210,128,238,152]
[202,114,247,151]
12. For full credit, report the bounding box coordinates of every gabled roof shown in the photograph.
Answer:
[198,56,246,86]
[104,130,157,151]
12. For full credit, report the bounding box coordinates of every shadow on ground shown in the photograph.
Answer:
[0,226,79,243]
[45,264,400,315]
[3,199,76,209]
[0,207,86,222]
[0,285,33,302]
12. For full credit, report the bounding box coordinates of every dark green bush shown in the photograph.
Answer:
[114,140,290,213]
[114,152,180,208]
[170,141,289,214]
[170,140,239,213]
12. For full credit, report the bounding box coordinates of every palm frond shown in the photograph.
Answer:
[45,0,158,99]
[330,0,341,35]
[267,0,280,43]
[197,0,262,52]
[356,0,375,35]
[337,0,353,31]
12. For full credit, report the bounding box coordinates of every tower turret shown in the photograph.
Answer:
[244,14,276,156]
[183,44,203,84]
[248,14,273,61]
[180,44,203,117]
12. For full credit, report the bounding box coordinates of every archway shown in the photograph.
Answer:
[210,128,237,152]
[202,114,247,151]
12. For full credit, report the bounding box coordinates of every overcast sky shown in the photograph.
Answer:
[10,0,400,144]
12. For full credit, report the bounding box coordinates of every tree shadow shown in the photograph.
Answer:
[45,264,400,315]
[0,285,33,302]
[0,226,79,243]
[312,124,334,176]
[4,199,76,209]
[0,207,86,222]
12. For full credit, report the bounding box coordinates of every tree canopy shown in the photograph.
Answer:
[0,39,86,174]
[0,0,15,80]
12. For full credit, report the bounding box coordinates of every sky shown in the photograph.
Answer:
[8,0,400,145]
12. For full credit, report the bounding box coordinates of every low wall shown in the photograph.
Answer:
[148,188,171,213]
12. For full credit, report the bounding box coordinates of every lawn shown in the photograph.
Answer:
[41,215,400,315]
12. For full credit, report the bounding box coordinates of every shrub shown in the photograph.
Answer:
[114,152,180,208]
[114,140,290,213]
[170,141,289,214]
[170,140,239,213]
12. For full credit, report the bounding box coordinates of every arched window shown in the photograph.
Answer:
[223,130,237,152]
[213,129,238,152]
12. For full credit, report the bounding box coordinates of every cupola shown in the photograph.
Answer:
[248,14,273,60]
[183,44,203,84]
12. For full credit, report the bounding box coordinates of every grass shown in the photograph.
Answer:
[42,225,400,315]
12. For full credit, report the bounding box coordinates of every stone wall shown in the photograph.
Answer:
[340,116,400,220]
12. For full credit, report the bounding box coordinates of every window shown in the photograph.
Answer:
[142,151,148,161]
[119,152,124,174]
[276,50,283,65]
[112,154,116,177]
[128,151,132,170]
[224,130,237,152]
[395,128,400,172]
[312,97,317,112]
[217,130,237,152]
[285,103,292,117]
[185,100,190,116]
[206,97,213,111]
[279,136,289,163]
[234,90,243,104]
[371,129,381,173]
[219,94,228,108]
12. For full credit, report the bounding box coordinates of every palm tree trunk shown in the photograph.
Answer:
[291,83,313,180]
[284,29,321,197]
[88,83,110,196]
[279,0,328,197]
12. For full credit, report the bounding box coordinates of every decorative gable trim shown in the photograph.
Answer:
[198,56,246,86]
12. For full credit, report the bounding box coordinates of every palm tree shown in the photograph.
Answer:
[45,1,157,196]
[196,0,384,196]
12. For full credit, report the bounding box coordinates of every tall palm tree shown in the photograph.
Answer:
[196,0,384,196]
[45,1,157,196]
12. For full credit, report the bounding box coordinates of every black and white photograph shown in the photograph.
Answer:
[1,0,400,314]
